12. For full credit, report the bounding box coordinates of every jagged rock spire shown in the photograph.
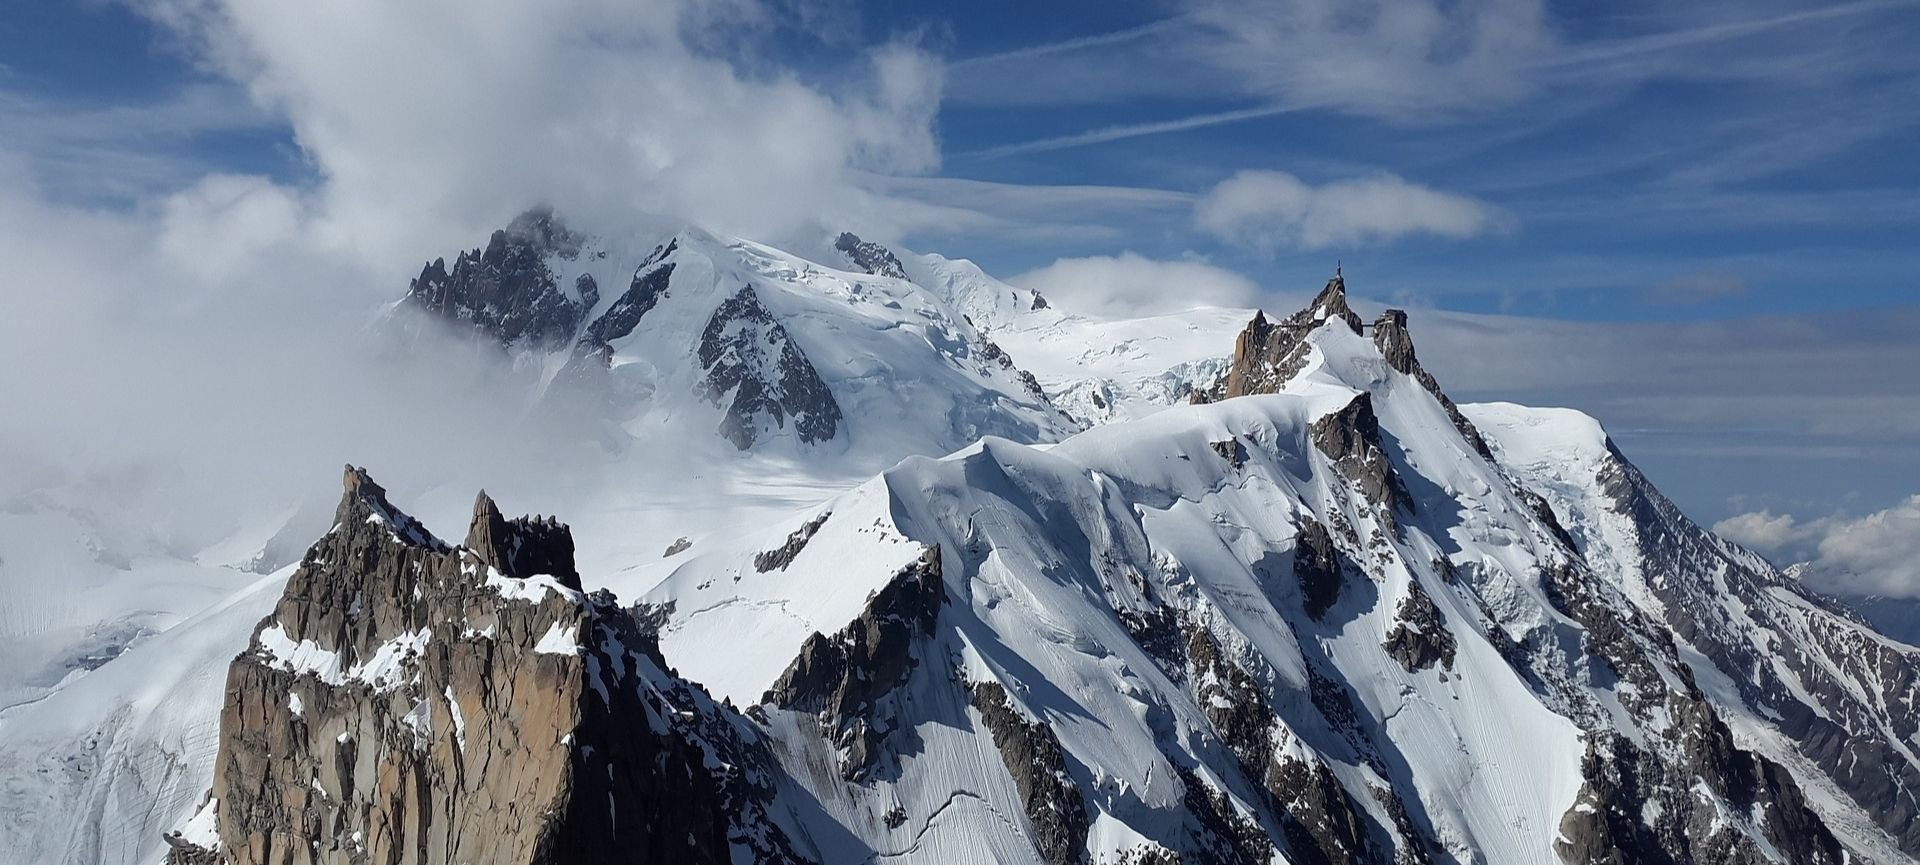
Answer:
[1197,274,1362,401]
[169,469,809,865]
[334,464,445,550]
[464,489,580,586]
[399,206,593,350]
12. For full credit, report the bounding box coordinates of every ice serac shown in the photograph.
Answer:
[401,206,596,350]
[1470,402,1920,860]
[162,466,809,865]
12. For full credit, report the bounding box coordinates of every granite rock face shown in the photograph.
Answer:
[1370,309,1493,459]
[1309,392,1414,517]
[698,285,844,449]
[402,207,595,350]
[762,546,945,780]
[1196,275,1362,402]
[164,467,809,865]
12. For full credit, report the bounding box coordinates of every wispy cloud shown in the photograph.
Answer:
[1195,170,1504,251]
[957,102,1314,159]
[948,17,1186,69]
[0,83,281,202]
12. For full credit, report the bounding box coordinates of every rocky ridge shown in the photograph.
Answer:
[1470,403,1920,859]
[163,467,808,865]
[637,283,1856,864]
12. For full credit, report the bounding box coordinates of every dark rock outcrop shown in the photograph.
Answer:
[1264,756,1380,865]
[1381,581,1455,672]
[551,241,678,398]
[834,232,909,280]
[698,286,843,449]
[1210,437,1248,469]
[762,546,945,780]
[402,207,594,350]
[1197,276,1361,403]
[1309,393,1413,516]
[1370,310,1493,459]
[164,466,809,865]
[754,511,830,573]
[1294,518,1344,621]
[971,681,1090,865]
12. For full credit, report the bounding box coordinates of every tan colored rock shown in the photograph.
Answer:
[168,466,808,865]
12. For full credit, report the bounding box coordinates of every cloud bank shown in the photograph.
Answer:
[0,0,953,573]
[1010,253,1262,317]
[124,0,943,267]
[1195,170,1502,251]
[1715,497,1920,598]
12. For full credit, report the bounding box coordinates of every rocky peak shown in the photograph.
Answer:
[336,464,447,551]
[833,231,909,280]
[1194,274,1496,460]
[164,468,809,865]
[699,285,844,449]
[1299,274,1365,334]
[1367,308,1494,459]
[1371,309,1415,373]
[1198,274,1363,401]
[401,206,594,350]
[462,490,578,585]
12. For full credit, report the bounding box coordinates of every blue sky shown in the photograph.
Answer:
[1,0,1915,584]
[7,1,1915,319]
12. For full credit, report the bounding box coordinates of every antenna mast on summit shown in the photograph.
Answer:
[1336,260,1342,279]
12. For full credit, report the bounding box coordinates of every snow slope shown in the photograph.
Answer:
[632,314,1835,863]
[902,251,1247,425]
[1469,401,1920,862]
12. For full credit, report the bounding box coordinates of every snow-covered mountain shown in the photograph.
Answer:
[6,224,1919,864]
[393,210,1078,460]
[896,248,1247,425]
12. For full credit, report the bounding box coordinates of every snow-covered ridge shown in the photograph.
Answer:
[4,224,1912,864]
[633,303,1850,864]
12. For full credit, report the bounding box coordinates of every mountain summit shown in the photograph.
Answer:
[393,210,1077,456]
[9,234,1918,865]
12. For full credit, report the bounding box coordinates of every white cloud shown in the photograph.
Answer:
[0,0,953,566]
[1713,510,1813,553]
[1188,0,1554,120]
[1715,497,1920,598]
[123,0,944,268]
[1195,170,1501,251]
[1009,253,1261,317]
